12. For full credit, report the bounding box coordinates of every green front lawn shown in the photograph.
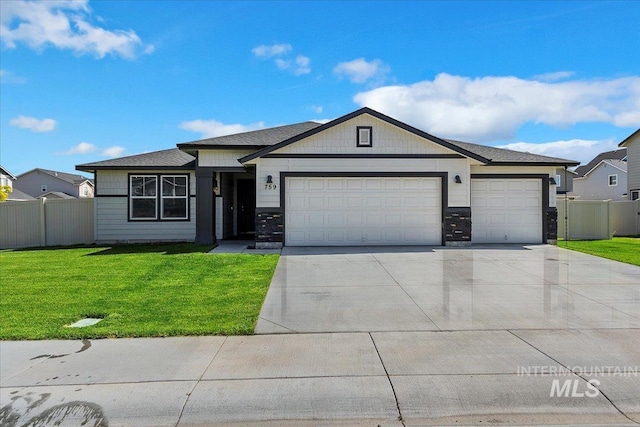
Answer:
[559,237,640,266]
[0,244,279,340]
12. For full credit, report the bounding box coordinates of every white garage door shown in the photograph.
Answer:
[471,179,542,244]
[285,176,442,246]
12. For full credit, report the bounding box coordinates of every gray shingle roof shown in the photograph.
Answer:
[7,188,35,200]
[76,148,195,171]
[17,168,93,185]
[445,140,579,165]
[574,148,627,177]
[177,122,323,148]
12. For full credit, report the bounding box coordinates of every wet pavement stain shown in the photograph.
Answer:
[76,339,91,353]
[0,392,108,427]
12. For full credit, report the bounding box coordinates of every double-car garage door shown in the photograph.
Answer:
[283,175,543,246]
[285,176,442,246]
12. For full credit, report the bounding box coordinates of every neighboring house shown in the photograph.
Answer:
[554,167,577,195]
[0,166,16,189]
[573,159,627,200]
[572,148,628,201]
[1,167,37,201]
[14,168,94,199]
[619,128,640,200]
[76,107,578,247]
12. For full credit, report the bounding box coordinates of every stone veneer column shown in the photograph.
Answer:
[255,208,283,249]
[546,207,558,244]
[444,207,472,247]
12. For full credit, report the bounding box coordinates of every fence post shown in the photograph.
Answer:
[607,200,613,239]
[39,198,46,247]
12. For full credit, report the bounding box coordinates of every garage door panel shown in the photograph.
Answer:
[472,178,542,244]
[285,176,441,246]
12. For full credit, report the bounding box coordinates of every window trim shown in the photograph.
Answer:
[555,174,561,187]
[608,174,618,187]
[128,173,190,222]
[356,126,373,147]
[631,190,640,201]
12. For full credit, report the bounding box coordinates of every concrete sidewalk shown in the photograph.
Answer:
[2,330,639,426]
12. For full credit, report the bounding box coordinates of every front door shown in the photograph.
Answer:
[237,179,256,235]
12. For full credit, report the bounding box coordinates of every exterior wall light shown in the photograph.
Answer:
[266,175,273,184]
[455,175,462,184]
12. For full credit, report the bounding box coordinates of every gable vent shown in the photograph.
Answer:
[357,126,372,147]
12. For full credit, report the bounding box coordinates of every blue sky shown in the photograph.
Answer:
[1,0,639,176]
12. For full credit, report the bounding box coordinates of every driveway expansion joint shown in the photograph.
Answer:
[369,332,406,427]
[174,336,228,427]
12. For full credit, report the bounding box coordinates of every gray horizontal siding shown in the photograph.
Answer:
[96,197,195,243]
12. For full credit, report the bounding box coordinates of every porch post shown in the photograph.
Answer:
[195,168,216,245]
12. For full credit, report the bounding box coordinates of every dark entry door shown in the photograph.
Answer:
[237,179,256,235]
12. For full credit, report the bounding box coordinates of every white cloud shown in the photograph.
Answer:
[179,119,266,138]
[58,141,96,155]
[10,115,57,132]
[274,54,311,75]
[253,43,311,76]
[0,0,153,59]
[293,55,310,75]
[0,69,27,84]
[309,105,323,114]
[496,139,618,165]
[353,73,640,142]
[334,57,390,84]
[533,71,575,82]
[252,43,292,58]
[102,146,125,158]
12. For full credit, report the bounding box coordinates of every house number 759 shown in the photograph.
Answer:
[264,183,277,190]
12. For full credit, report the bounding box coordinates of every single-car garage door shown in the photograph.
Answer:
[471,178,542,243]
[285,176,442,246]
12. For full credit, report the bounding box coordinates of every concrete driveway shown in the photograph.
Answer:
[256,244,640,333]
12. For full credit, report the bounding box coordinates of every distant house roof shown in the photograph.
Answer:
[619,128,640,147]
[177,122,323,150]
[575,159,627,179]
[17,168,94,186]
[76,148,195,172]
[6,188,35,201]
[574,149,627,177]
[0,166,17,180]
[37,191,76,199]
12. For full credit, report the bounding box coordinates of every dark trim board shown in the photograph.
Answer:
[470,174,550,244]
[262,153,465,159]
[279,172,448,246]
[95,194,127,198]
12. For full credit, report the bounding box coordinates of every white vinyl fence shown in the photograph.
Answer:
[0,198,94,249]
[557,199,640,240]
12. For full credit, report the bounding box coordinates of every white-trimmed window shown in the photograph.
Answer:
[555,175,561,187]
[161,176,188,219]
[130,175,157,219]
[356,126,372,147]
[632,190,640,201]
[608,174,618,186]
